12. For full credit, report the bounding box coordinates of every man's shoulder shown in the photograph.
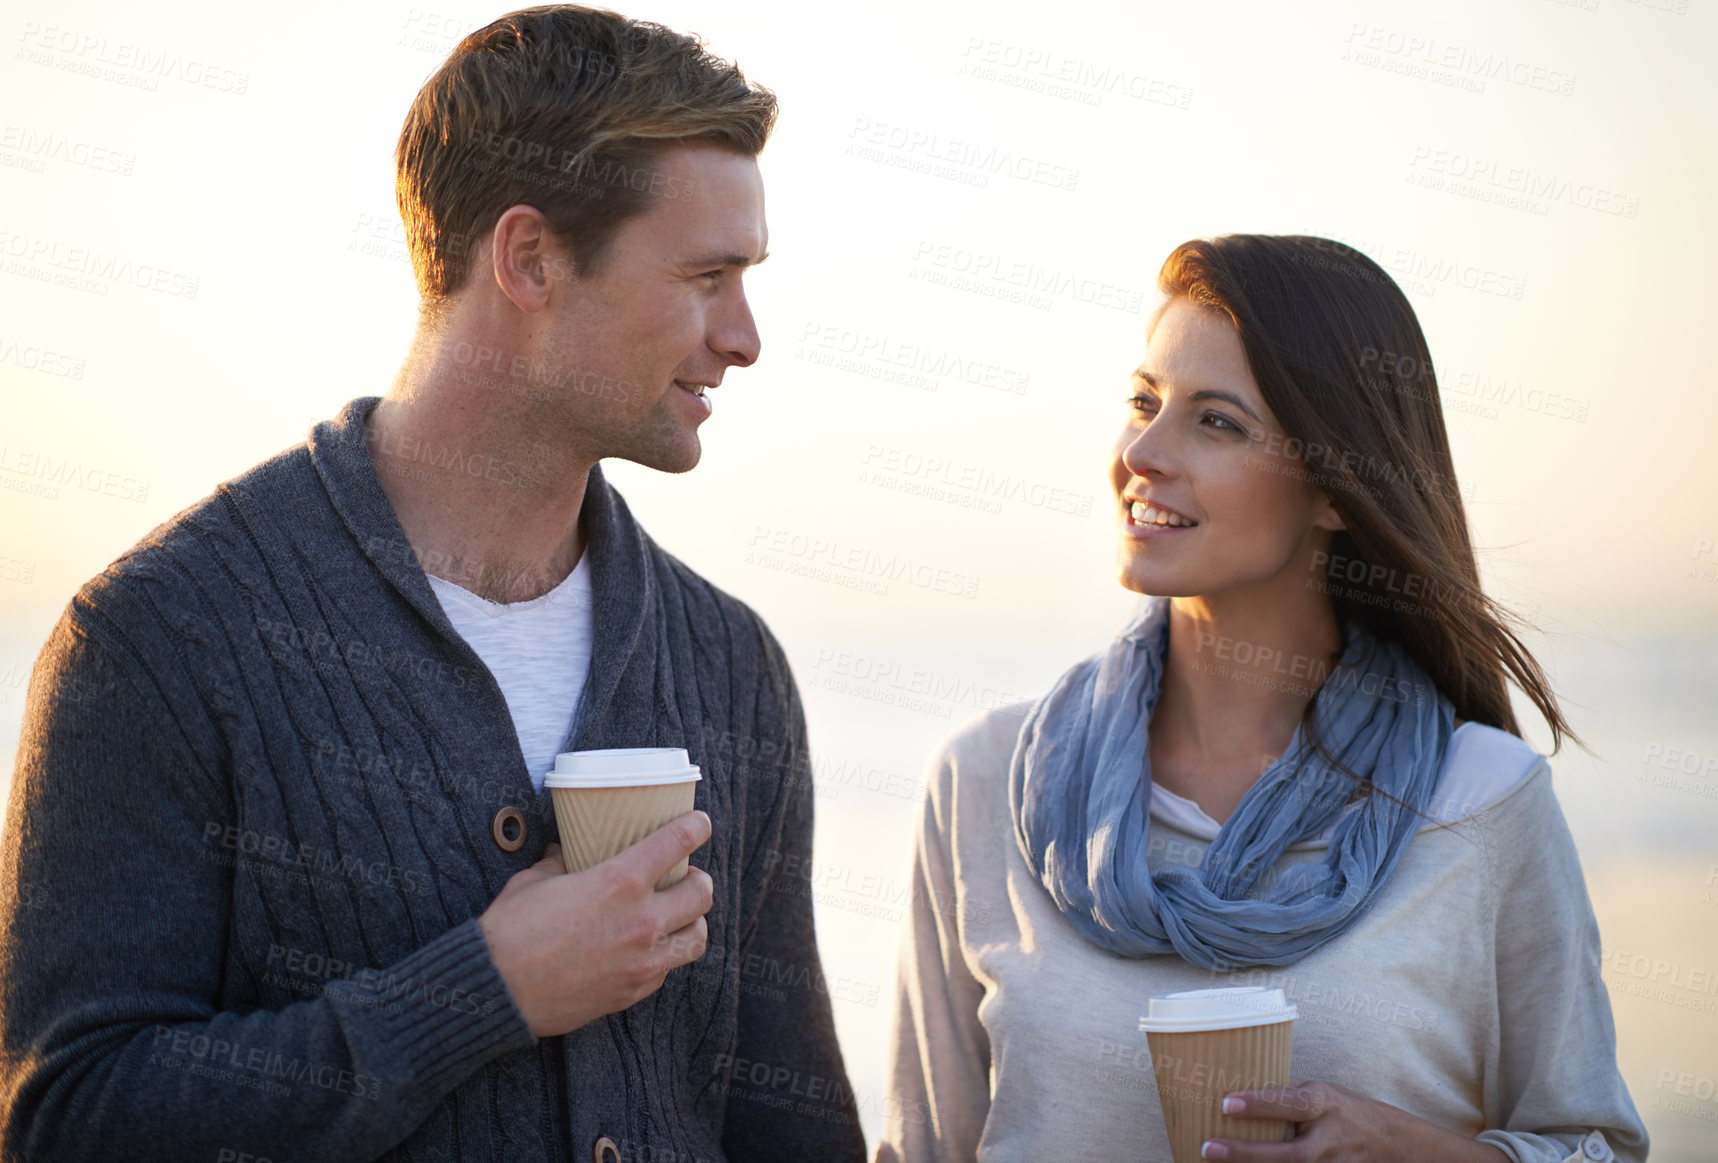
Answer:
[68,439,318,636]
[584,470,777,655]
[644,538,783,657]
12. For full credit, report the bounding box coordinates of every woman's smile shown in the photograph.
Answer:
[1122,498,1201,539]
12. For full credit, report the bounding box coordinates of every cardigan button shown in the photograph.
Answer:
[1580,1132,1611,1161]
[593,1136,621,1163]
[491,806,526,853]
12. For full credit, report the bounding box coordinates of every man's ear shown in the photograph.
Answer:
[490,204,567,313]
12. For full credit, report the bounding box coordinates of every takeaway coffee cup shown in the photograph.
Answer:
[543,748,702,889]
[1138,987,1298,1163]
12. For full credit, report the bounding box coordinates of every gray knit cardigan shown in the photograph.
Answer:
[0,396,865,1163]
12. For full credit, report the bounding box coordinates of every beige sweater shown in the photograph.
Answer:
[874,706,1648,1163]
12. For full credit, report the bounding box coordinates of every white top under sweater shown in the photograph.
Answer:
[426,553,594,791]
[874,709,1649,1163]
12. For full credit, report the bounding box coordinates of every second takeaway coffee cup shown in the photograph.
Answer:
[544,748,702,889]
[1138,987,1298,1163]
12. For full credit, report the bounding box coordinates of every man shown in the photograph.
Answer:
[0,7,864,1161]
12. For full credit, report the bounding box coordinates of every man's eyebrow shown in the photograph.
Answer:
[681,250,769,269]
[1131,370,1263,423]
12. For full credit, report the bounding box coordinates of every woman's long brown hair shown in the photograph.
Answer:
[1158,234,1577,752]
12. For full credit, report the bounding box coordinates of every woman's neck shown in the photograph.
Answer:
[1148,591,1344,823]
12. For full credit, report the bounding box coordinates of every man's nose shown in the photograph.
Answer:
[712,289,761,368]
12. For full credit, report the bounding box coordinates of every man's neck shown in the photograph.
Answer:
[365,394,592,604]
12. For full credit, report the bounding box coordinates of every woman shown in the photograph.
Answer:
[875,236,1646,1162]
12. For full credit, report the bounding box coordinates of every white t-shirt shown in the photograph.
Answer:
[1149,721,1515,841]
[426,554,594,791]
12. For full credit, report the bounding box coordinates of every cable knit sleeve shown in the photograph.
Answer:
[1472,766,1649,1163]
[0,606,537,1163]
[716,616,866,1162]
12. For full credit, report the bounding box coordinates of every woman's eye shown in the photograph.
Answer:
[1203,412,1242,433]
[1128,393,1159,415]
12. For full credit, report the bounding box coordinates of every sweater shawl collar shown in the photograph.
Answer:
[303,395,666,780]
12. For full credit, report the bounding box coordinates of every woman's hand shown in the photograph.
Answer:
[1199,1081,1510,1162]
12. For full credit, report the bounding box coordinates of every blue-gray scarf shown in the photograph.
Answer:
[1009,595,1454,970]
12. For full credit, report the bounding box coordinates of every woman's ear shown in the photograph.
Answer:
[1314,494,1347,532]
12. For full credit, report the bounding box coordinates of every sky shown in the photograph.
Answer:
[2,0,1716,1156]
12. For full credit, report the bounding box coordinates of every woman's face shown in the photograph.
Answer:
[1110,297,1344,599]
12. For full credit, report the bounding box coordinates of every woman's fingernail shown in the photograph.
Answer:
[1221,1096,1243,1115]
[1201,1143,1229,1161]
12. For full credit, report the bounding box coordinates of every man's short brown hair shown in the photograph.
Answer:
[396,5,777,317]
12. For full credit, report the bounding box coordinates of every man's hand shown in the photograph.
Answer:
[477,810,714,1038]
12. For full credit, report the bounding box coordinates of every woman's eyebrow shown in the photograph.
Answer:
[1190,389,1262,423]
[1132,370,1263,423]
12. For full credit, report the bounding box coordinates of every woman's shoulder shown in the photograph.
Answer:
[935,701,1034,765]
[1425,721,1553,827]
[922,701,1036,809]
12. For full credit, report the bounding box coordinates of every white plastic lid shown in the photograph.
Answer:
[543,747,702,789]
[1137,987,1298,1033]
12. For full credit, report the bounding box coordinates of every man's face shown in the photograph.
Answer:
[537,142,768,473]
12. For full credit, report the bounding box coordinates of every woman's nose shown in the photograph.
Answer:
[1121,419,1175,479]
